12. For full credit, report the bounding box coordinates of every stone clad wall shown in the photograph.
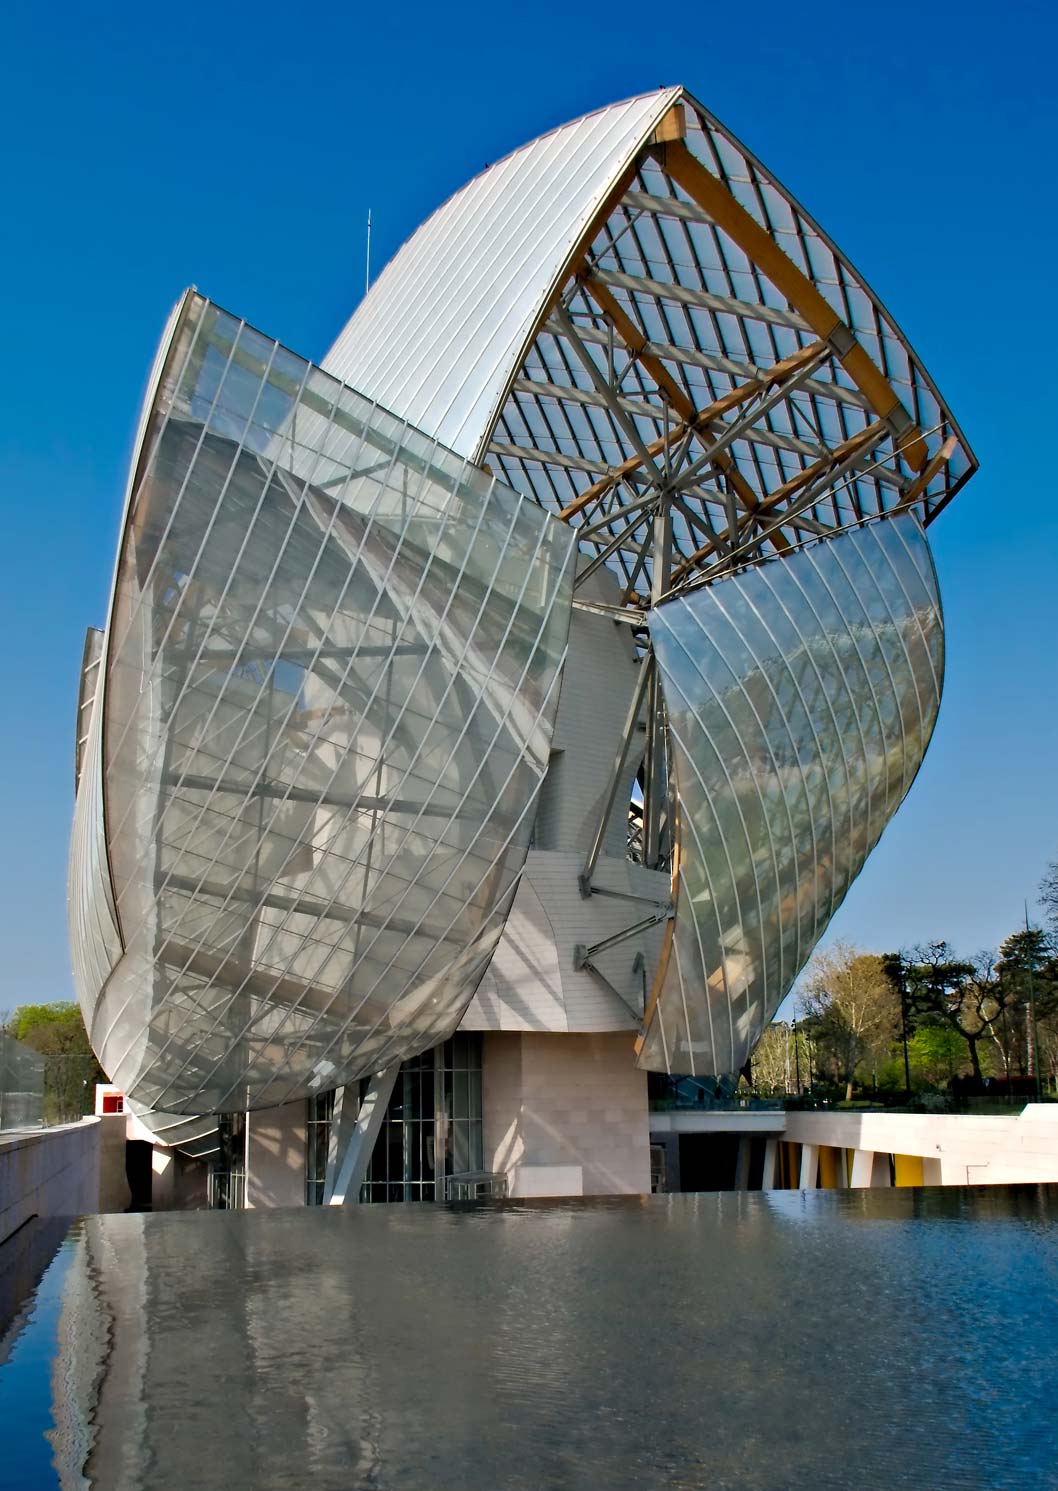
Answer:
[483,1031,650,1197]
[246,1101,307,1209]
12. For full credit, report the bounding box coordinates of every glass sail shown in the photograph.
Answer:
[639,513,943,1076]
[70,293,574,1114]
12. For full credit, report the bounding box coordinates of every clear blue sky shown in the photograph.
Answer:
[1,0,1055,1009]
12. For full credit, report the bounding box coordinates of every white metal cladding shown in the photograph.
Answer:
[322,90,682,458]
[71,291,575,1115]
[638,513,943,1076]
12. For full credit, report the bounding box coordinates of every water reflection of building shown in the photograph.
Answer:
[68,88,974,1208]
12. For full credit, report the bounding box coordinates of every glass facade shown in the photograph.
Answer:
[207,1112,246,1209]
[640,514,943,1076]
[304,1035,483,1204]
[67,91,972,1161]
[70,292,574,1119]
[305,1089,335,1206]
[361,1033,483,1202]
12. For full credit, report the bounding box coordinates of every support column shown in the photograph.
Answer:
[325,1066,399,1206]
[761,1137,778,1191]
[798,1143,818,1190]
[733,1135,751,1190]
[849,1148,874,1189]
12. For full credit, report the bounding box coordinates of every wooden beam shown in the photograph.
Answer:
[751,420,887,516]
[651,101,686,145]
[555,336,826,522]
[580,271,697,424]
[894,434,958,511]
[655,140,928,471]
[668,420,886,583]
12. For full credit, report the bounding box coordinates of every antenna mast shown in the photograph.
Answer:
[365,209,372,297]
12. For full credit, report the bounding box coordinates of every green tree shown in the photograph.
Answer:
[751,1020,812,1095]
[4,1002,102,1123]
[800,944,899,1101]
[9,1002,89,1051]
[906,1024,966,1088]
[904,943,1019,1082]
[994,927,1058,1082]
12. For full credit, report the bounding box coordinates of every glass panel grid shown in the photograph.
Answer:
[640,513,943,1076]
[72,293,574,1118]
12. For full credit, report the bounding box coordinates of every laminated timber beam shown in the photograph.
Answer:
[555,338,827,523]
[652,139,928,471]
[894,434,958,513]
[668,419,887,585]
[564,276,780,541]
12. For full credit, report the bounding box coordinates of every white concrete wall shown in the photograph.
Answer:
[246,1100,307,1208]
[461,563,668,1037]
[461,851,668,1032]
[783,1107,1058,1186]
[483,1031,651,1196]
[651,1106,1058,1189]
[0,1119,125,1243]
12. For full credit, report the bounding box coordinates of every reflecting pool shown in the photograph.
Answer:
[2,1189,1058,1490]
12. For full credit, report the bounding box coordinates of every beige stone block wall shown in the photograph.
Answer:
[246,1100,307,1208]
[483,1031,650,1197]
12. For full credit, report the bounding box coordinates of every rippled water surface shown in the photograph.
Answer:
[2,1189,1058,1490]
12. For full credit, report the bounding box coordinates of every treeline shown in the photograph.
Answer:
[754,858,1058,1104]
[1,1001,104,1123]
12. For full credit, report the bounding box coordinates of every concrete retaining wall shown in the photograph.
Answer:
[0,1117,129,1245]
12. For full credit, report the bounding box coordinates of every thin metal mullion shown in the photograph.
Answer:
[192,483,553,1106]
[261,542,572,1106]
[141,453,506,1104]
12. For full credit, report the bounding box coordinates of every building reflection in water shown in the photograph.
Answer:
[14,1192,1058,1491]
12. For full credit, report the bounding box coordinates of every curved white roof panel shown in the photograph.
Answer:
[323,90,682,458]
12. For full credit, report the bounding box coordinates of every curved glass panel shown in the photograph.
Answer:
[125,1100,221,1158]
[73,294,574,1114]
[638,513,943,1076]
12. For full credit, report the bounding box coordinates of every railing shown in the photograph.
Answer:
[444,1171,509,1201]
[648,1074,783,1113]
[0,1035,44,1129]
[648,1085,1058,1116]
[207,1169,246,1210]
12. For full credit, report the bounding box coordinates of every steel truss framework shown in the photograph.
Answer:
[486,97,973,624]
[484,93,970,1069]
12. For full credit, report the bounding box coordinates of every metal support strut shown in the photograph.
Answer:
[324,1065,399,1205]
[579,655,653,897]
